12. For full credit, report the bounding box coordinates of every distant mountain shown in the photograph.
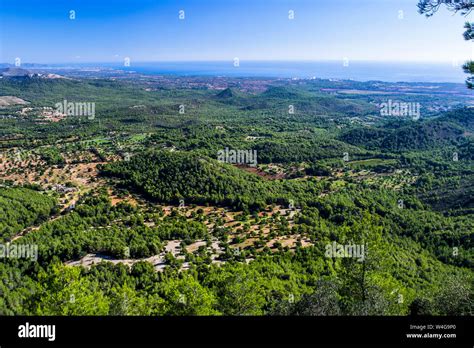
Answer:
[212,88,249,105]
[0,67,31,77]
[0,67,66,79]
[0,63,50,68]
[215,87,236,99]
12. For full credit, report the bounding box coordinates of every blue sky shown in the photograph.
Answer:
[0,0,472,64]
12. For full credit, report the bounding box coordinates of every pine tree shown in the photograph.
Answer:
[418,0,474,89]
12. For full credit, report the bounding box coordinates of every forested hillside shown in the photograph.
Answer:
[0,187,57,241]
[100,151,330,211]
[0,75,472,317]
[340,109,473,152]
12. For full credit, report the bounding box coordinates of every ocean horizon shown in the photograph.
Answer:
[18,60,469,84]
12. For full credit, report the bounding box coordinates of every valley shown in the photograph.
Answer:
[0,72,472,316]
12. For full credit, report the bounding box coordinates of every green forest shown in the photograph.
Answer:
[0,74,472,316]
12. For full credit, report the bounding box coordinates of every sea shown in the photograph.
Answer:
[115,61,467,84]
[29,60,468,84]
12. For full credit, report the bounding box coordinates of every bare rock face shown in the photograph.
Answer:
[0,96,29,107]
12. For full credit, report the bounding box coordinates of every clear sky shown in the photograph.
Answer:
[0,0,472,64]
